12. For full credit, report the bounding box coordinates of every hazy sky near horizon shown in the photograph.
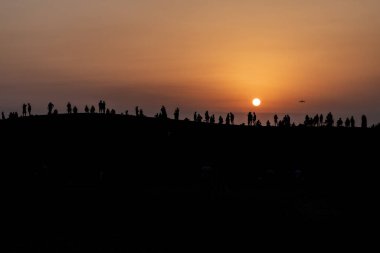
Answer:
[1,0,380,121]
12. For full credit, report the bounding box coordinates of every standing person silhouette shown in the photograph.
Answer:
[345,118,350,127]
[325,112,334,127]
[226,113,230,125]
[135,106,139,117]
[197,114,202,122]
[102,101,106,114]
[337,118,343,127]
[210,115,215,124]
[160,106,167,119]
[48,102,54,115]
[274,114,278,127]
[361,115,368,128]
[67,102,72,114]
[22,104,27,117]
[174,107,180,120]
[205,111,210,123]
[350,116,355,128]
[313,114,319,127]
[1,112,5,120]
[27,103,32,116]
[219,115,224,124]
[248,112,253,126]
[230,112,235,125]
[98,100,102,113]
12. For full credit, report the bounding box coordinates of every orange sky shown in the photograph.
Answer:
[1,1,380,122]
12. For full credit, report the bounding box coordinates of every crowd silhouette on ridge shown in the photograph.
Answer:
[0,100,378,128]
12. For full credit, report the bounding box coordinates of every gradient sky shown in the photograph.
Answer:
[1,0,380,123]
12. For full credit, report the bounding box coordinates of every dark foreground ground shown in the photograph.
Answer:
[1,114,379,251]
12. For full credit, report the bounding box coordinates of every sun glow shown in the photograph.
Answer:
[252,98,261,107]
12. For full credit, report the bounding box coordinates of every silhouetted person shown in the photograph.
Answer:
[160,106,167,119]
[27,103,32,116]
[274,114,278,127]
[325,112,334,127]
[361,115,368,128]
[230,112,235,125]
[98,100,106,114]
[22,104,27,117]
[282,115,291,127]
[253,112,257,124]
[194,112,197,122]
[90,106,96,114]
[210,115,215,124]
[111,109,116,114]
[53,109,58,115]
[84,105,89,113]
[197,113,203,123]
[48,102,54,115]
[73,106,78,114]
[313,114,319,127]
[1,112,5,120]
[218,116,223,124]
[226,113,230,125]
[304,115,310,126]
[174,107,180,120]
[106,109,110,114]
[135,106,139,117]
[205,111,210,123]
[256,120,262,127]
[266,120,271,127]
[345,117,350,127]
[139,109,144,117]
[350,116,355,128]
[337,117,343,127]
[248,112,253,126]
[8,112,18,119]
[319,114,324,126]
[67,102,72,114]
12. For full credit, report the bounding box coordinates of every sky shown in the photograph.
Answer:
[1,0,380,123]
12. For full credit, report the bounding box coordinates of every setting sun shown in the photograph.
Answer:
[252,98,261,107]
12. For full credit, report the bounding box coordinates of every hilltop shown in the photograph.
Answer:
[2,114,379,251]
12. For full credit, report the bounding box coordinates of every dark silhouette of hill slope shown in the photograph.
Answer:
[2,114,379,251]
